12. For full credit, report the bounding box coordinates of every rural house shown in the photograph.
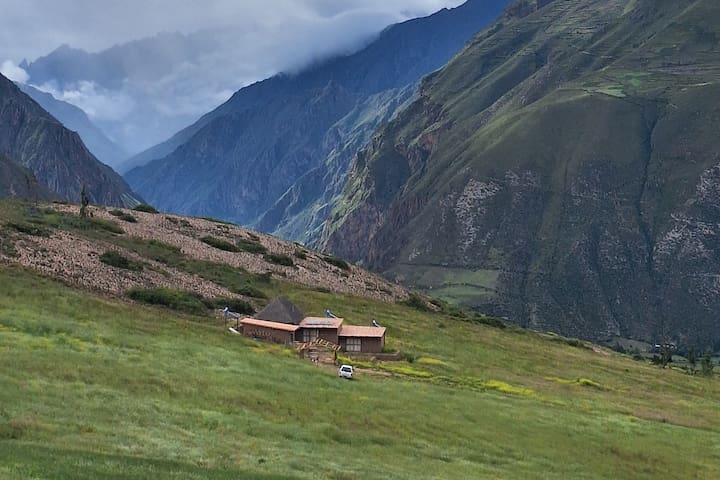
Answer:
[239,297,386,353]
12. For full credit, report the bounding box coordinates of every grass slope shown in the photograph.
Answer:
[1,265,719,479]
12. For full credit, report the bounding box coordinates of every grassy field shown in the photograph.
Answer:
[1,265,719,479]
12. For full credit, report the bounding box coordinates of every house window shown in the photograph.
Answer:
[346,337,361,352]
[303,329,319,343]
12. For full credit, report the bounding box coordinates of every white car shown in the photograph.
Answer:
[338,364,354,379]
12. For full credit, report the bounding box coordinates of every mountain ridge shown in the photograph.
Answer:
[19,84,129,169]
[125,0,509,242]
[321,0,720,349]
[0,73,141,206]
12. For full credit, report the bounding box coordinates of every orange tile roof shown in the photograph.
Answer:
[299,317,344,329]
[240,318,300,332]
[338,326,386,338]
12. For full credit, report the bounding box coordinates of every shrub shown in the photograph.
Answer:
[255,272,273,284]
[294,249,307,260]
[403,293,433,312]
[401,351,417,363]
[99,251,142,271]
[233,284,268,299]
[472,314,507,330]
[133,203,159,214]
[236,238,267,254]
[322,255,350,270]
[201,236,239,252]
[87,218,124,234]
[7,222,51,237]
[116,213,137,223]
[701,353,714,377]
[135,239,182,264]
[201,297,255,315]
[199,216,233,225]
[577,378,604,389]
[108,209,124,217]
[126,288,207,315]
[0,235,17,257]
[264,253,294,267]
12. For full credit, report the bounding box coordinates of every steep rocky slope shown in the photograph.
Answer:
[322,0,720,348]
[0,73,140,206]
[19,84,129,170]
[125,0,508,243]
[0,155,52,200]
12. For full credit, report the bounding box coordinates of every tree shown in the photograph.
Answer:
[688,348,697,375]
[701,353,714,377]
[660,344,673,369]
[79,184,89,218]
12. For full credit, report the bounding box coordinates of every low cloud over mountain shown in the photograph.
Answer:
[0,0,463,154]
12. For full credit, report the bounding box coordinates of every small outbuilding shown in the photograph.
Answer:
[338,325,386,354]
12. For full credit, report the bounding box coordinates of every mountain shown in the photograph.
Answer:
[22,32,220,154]
[125,0,509,243]
[0,154,52,201]
[321,0,720,349]
[19,84,129,169]
[23,5,457,159]
[0,73,141,206]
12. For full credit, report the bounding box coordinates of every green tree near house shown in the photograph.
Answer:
[687,348,697,375]
[79,184,89,218]
[701,353,714,377]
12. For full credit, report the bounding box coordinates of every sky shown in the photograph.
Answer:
[0,0,464,62]
[0,0,465,157]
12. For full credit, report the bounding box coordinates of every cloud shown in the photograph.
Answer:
[0,1,466,153]
[33,81,135,122]
[0,60,29,83]
[0,0,463,61]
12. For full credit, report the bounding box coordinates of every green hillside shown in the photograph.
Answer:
[1,263,719,478]
[322,0,720,348]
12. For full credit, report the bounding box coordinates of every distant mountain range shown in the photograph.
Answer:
[19,84,128,170]
[21,32,219,154]
[125,0,509,244]
[321,0,720,349]
[0,72,140,206]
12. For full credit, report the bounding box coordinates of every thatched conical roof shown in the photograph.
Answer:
[255,296,305,325]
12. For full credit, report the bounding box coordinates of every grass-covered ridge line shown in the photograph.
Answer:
[1,265,719,479]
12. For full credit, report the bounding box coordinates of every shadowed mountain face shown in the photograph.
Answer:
[125,0,509,243]
[0,154,52,201]
[0,73,140,206]
[19,84,129,170]
[322,0,720,349]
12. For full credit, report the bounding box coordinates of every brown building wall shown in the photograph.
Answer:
[242,324,294,345]
[339,336,385,353]
[296,328,339,345]
[319,330,339,345]
[360,336,384,353]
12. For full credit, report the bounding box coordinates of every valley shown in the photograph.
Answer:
[0,203,719,478]
[2,1,720,477]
